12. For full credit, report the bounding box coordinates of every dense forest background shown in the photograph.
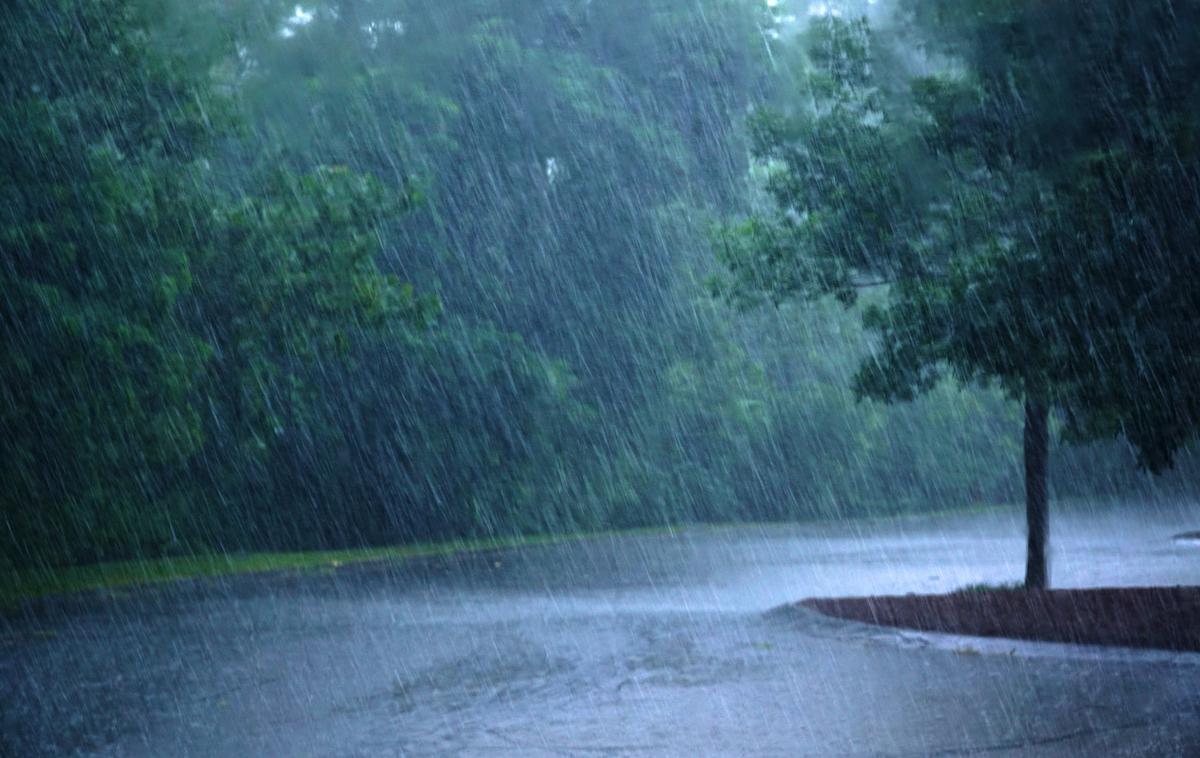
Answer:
[3,0,1197,570]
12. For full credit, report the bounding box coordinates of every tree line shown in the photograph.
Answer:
[3,0,1195,572]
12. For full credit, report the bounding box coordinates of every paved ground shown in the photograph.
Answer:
[3,504,1199,756]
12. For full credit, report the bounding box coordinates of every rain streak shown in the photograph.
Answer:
[2,1,1199,755]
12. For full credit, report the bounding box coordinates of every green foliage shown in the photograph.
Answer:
[896,0,1200,471]
[5,0,1192,575]
[719,4,1200,476]
[2,0,218,565]
[0,0,430,567]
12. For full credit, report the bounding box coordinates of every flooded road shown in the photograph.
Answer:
[4,505,1200,756]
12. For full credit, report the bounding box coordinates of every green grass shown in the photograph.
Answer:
[0,531,636,609]
[1,504,1009,609]
[956,581,1023,594]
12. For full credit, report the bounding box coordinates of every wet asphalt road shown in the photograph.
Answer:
[3,505,1200,756]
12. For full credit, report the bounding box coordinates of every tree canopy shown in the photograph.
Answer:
[716,2,1200,586]
[4,0,1196,572]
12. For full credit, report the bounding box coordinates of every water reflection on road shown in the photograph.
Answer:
[3,504,1199,756]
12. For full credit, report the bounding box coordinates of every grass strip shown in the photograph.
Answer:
[2,504,1009,607]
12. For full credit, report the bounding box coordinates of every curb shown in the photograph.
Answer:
[771,603,1200,667]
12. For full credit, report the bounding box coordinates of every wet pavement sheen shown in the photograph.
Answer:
[3,505,1199,756]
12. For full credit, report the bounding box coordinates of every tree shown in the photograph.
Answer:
[0,0,431,566]
[1,0,220,564]
[898,0,1200,580]
[717,5,1200,588]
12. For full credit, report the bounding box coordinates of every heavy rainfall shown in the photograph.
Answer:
[2,0,1199,755]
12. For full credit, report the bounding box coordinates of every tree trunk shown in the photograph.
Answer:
[1023,396,1050,589]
